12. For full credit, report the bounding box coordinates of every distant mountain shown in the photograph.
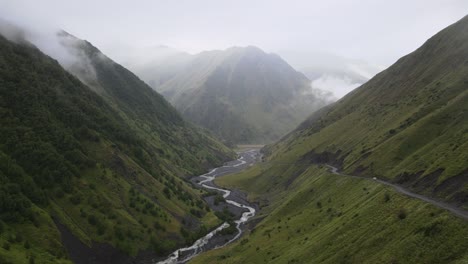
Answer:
[0,25,234,263]
[157,46,333,144]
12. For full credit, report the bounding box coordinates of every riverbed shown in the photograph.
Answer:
[154,148,261,264]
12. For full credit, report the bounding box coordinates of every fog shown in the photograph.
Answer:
[1,0,467,97]
[0,18,102,87]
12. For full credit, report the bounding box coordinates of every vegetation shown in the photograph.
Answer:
[265,15,468,207]
[0,32,234,263]
[191,166,468,263]
[191,16,468,263]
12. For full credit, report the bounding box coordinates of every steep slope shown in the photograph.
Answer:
[266,14,468,207]
[190,16,468,264]
[56,31,233,175]
[191,165,468,263]
[0,29,234,264]
[157,46,333,144]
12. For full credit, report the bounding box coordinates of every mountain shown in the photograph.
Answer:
[0,25,234,264]
[190,16,468,263]
[157,46,333,144]
[270,14,468,206]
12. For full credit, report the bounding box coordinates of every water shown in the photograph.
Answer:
[155,149,259,264]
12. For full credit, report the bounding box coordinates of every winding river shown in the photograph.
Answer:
[155,149,260,264]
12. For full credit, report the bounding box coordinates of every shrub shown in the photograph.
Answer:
[384,193,391,202]
[88,214,98,225]
[214,194,225,206]
[69,194,81,205]
[398,209,407,220]
[3,242,10,250]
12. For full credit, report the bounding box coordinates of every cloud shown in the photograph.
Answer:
[0,18,97,84]
[310,75,362,99]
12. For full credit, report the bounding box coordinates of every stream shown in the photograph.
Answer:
[154,149,260,264]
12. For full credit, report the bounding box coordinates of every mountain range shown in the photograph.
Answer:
[140,46,333,144]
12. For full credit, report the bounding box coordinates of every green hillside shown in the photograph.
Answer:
[191,15,468,264]
[158,46,332,145]
[0,31,234,264]
[191,165,468,264]
[267,14,468,207]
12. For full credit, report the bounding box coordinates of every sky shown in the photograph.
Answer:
[1,0,466,67]
[0,0,468,98]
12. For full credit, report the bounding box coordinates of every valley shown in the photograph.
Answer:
[0,4,467,264]
[156,148,260,264]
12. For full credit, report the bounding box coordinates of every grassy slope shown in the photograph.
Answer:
[266,15,468,207]
[0,34,234,263]
[191,16,468,264]
[191,163,468,264]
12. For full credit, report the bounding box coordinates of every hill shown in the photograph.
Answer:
[0,26,234,264]
[157,46,333,144]
[190,15,468,264]
[267,14,468,207]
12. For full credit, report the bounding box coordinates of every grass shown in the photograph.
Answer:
[191,165,468,264]
[263,17,468,206]
[190,19,468,262]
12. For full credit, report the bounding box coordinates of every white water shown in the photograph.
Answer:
[155,150,258,264]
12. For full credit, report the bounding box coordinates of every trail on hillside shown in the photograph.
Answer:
[326,165,468,220]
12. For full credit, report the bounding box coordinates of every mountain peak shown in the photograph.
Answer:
[157,44,333,144]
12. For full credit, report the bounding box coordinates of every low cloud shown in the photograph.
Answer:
[310,75,361,99]
[0,18,97,84]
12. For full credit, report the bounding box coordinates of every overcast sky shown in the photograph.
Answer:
[1,0,467,67]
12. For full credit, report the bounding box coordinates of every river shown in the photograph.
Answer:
[154,148,260,264]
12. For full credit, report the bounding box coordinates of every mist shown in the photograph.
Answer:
[0,18,99,86]
[1,1,467,98]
